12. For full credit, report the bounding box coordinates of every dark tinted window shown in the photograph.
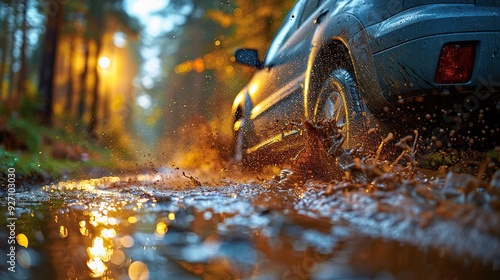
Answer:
[299,0,321,24]
[265,0,306,65]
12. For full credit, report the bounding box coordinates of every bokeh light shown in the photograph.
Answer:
[16,234,28,248]
[128,261,150,280]
[98,56,111,69]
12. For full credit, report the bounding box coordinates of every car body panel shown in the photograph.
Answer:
[250,74,304,121]
[475,0,500,7]
[374,32,500,101]
[365,4,500,101]
[366,4,500,53]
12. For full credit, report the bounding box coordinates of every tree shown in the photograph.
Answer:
[84,0,105,137]
[16,0,28,99]
[61,2,87,114]
[6,0,19,99]
[38,0,64,126]
[84,0,140,137]
[78,39,89,120]
[0,0,12,100]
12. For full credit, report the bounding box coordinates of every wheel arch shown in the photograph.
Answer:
[231,87,253,123]
[231,87,257,147]
[304,12,388,119]
[307,41,353,119]
[231,89,245,122]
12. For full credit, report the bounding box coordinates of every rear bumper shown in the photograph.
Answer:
[365,4,500,101]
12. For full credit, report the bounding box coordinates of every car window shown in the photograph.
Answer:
[298,0,321,25]
[264,0,306,66]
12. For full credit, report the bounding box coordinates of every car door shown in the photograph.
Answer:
[248,0,323,145]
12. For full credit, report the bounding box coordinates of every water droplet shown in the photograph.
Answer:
[203,211,213,220]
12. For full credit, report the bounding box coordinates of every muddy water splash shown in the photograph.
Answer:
[279,119,416,187]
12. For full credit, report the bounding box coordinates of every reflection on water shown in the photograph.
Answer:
[87,237,109,277]
[1,171,500,279]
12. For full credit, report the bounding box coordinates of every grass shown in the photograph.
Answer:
[1,115,136,185]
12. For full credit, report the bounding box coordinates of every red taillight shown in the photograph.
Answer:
[434,42,476,84]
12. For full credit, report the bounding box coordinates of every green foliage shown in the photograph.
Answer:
[418,150,460,169]
[486,150,500,163]
[0,146,19,169]
[0,146,43,177]
[0,114,135,181]
[418,149,499,169]
[17,83,42,118]
[8,116,41,152]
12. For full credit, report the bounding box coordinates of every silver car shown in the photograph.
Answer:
[232,0,500,165]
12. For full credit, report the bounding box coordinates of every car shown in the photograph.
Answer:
[231,0,500,165]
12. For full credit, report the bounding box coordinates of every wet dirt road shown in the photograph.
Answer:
[1,165,500,280]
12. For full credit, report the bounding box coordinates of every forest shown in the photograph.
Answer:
[0,0,295,179]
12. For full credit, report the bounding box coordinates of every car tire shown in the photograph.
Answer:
[313,68,367,148]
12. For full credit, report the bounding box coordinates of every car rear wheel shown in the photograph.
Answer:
[314,68,366,148]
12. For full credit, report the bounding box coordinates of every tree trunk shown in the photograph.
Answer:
[0,32,7,100]
[16,0,28,99]
[0,1,12,100]
[38,1,64,126]
[78,40,90,120]
[65,35,75,113]
[87,39,101,138]
[7,0,19,99]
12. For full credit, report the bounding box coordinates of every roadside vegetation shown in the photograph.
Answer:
[0,96,138,184]
[0,0,142,182]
